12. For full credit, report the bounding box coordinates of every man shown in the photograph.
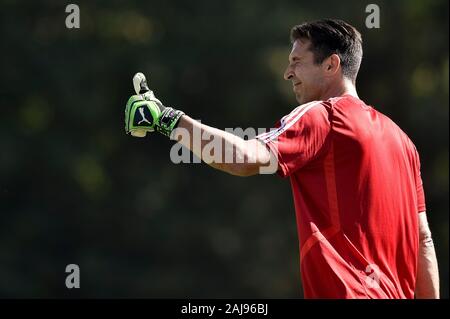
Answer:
[124,19,439,298]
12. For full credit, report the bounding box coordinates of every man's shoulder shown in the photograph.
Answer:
[325,94,367,109]
[281,100,329,125]
[344,97,419,154]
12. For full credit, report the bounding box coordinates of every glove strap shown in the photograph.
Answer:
[157,107,185,138]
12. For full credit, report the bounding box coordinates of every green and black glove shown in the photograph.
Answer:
[125,72,184,138]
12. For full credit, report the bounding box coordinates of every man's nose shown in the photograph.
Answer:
[284,65,294,81]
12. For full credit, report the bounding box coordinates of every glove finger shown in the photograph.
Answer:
[142,90,156,101]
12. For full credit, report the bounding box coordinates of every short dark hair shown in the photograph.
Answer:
[290,19,363,82]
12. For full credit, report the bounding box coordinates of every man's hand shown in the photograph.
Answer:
[125,72,185,138]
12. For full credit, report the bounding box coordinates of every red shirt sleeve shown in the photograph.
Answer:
[256,101,331,178]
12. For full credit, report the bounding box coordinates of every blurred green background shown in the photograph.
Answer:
[0,0,448,298]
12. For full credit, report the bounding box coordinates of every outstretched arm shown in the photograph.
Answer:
[124,72,277,176]
[173,115,276,177]
[415,211,440,299]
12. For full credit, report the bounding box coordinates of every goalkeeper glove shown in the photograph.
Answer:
[124,73,184,138]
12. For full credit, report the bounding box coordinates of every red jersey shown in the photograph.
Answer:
[256,95,425,298]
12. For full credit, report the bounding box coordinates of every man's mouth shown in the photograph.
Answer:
[293,81,301,87]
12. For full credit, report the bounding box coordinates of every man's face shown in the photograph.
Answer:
[284,39,325,105]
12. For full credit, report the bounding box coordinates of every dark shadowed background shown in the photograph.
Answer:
[0,0,448,298]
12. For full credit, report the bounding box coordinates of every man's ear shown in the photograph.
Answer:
[323,54,341,76]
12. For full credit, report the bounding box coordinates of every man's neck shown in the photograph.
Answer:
[320,78,359,101]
